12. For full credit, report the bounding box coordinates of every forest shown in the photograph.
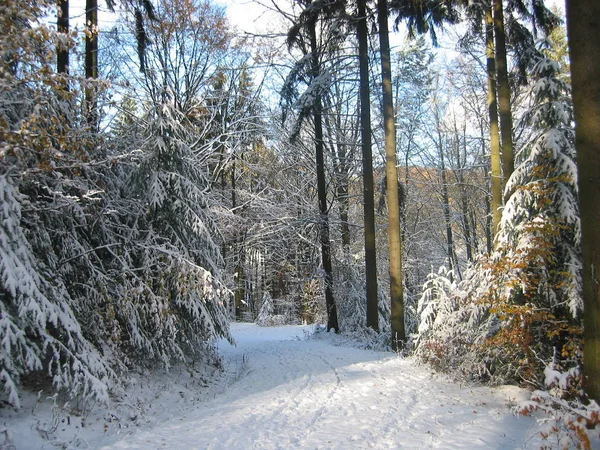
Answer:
[1,0,599,447]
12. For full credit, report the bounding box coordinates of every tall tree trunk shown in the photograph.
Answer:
[378,0,404,346]
[436,128,456,280]
[337,182,351,249]
[566,0,600,403]
[57,0,69,75]
[478,115,493,254]
[323,96,352,251]
[469,209,479,255]
[492,0,514,199]
[231,158,246,320]
[85,0,98,129]
[357,0,379,332]
[486,7,503,237]
[455,123,473,263]
[309,18,339,332]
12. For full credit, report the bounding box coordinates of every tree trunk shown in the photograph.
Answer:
[357,0,379,332]
[323,96,352,251]
[309,18,339,332]
[492,0,514,199]
[486,6,503,237]
[566,0,600,403]
[436,128,456,280]
[378,0,404,346]
[85,0,98,129]
[57,0,69,75]
[455,123,473,263]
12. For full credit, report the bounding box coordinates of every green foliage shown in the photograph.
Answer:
[0,0,234,409]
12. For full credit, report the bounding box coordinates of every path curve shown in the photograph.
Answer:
[101,323,541,450]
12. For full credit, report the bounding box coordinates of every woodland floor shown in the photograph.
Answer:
[98,323,549,450]
[2,323,562,449]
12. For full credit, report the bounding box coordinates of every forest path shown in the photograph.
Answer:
[102,323,542,450]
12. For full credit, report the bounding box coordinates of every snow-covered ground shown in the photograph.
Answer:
[2,323,555,449]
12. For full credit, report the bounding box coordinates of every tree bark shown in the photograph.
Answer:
[435,123,456,280]
[85,0,99,129]
[566,0,600,403]
[486,6,503,238]
[378,0,404,346]
[455,122,473,263]
[492,0,514,201]
[57,0,69,75]
[357,0,379,332]
[309,17,339,332]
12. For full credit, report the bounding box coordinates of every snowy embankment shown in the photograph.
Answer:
[3,323,548,449]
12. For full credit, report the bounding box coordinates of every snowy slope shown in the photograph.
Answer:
[98,323,545,450]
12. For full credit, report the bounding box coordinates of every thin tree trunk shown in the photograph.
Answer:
[378,0,404,346]
[469,209,479,255]
[478,116,493,254]
[437,129,456,280]
[454,124,473,263]
[486,7,503,236]
[566,0,600,403]
[492,0,514,199]
[323,96,352,250]
[231,158,246,320]
[85,0,98,129]
[357,0,379,332]
[309,18,338,332]
[57,0,69,75]
[338,183,351,249]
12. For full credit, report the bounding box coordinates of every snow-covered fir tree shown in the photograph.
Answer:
[0,0,233,408]
[415,38,581,387]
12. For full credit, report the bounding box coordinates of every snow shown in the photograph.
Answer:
[2,323,551,449]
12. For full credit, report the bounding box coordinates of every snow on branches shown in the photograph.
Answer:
[0,1,233,408]
[414,39,582,388]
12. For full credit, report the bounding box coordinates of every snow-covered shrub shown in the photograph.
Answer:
[333,256,390,336]
[518,364,600,449]
[334,259,367,333]
[256,292,275,326]
[413,262,498,378]
[299,279,326,325]
[256,291,302,327]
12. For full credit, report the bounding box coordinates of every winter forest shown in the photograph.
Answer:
[1,0,600,448]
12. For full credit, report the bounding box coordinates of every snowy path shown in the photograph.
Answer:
[102,323,542,450]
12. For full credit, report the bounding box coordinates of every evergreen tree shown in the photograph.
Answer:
[415,38,581,388]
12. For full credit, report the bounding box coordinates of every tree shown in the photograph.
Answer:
[283,0,346,331]
[386,0,459,343]
[308,16,340,333]
[85,0,98,127]
[492,0,514,197]
[57,0,69,74]
[566,0,600,403]
[391,37,440,304]
[83,0,157,127]
[0,0,236,408]
[486,6,503,236]
[377,0,404,345]
[357,0,379,332]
